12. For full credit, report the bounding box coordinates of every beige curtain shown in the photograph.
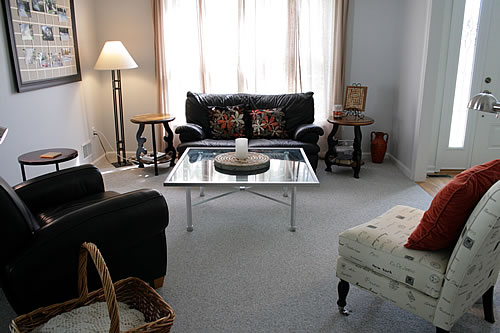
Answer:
[152,0,170,150]
[153,0,349,155]
[317,0,350,155]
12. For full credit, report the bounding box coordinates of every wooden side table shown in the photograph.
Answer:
[130,113,176,176]
[324,116,374,178]
[18,148,78,181]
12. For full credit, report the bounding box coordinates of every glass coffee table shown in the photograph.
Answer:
[164,148,319,231]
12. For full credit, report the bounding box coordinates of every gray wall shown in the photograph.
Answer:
[344,0,402,151]
[391,0,430,178]
[0,0,101,185]
[345,0,431,179]
[0,0,157,185]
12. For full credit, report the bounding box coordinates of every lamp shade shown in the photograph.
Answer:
[94,41,138,70]
[467,92,500,114]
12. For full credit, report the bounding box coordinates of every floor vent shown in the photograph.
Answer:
[82,141,92,159]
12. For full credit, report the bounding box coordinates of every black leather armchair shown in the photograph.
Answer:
[0,164,169,314]
[176,91,324,170]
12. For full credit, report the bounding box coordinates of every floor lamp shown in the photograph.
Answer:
[468,91,500,117]
[95,41,138,167]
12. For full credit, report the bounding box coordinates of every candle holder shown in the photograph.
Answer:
[214,152,270,175]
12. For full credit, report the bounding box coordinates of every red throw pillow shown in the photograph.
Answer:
[405,159,500,250]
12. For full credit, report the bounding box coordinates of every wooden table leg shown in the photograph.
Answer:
[135,123,146,168]
[325,124,340,172]
[20,164,26,181]
[151,124,159,176]
[162,121,176,167]
[352,126,362,178]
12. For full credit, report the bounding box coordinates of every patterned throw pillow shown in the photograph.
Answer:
[208,105,247,139]
[250,108,287,139]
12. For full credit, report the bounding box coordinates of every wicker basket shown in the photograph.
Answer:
[10,242,175,333]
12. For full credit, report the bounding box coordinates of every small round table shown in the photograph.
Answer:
[18,148,78,181]
[130,113,176,176]
[324,116,374,178]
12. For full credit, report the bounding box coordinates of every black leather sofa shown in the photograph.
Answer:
[0,165,168,314]
[175,91,324,170]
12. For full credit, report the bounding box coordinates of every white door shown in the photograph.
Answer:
[469,0,500,165]
[436,0,500,169]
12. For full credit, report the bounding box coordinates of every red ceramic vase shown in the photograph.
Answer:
[370,131,388,163]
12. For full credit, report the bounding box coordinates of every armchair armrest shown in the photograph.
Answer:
[14,164,104,215]
[175,123,206,142]
[33,189,168,244]
[293,124,324,144]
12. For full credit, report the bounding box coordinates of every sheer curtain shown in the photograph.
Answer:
[154,0,349,153]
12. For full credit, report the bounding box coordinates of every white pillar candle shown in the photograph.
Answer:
[235,138,248,160]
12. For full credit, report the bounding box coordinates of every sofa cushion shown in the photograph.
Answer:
[405,159,500,251]
[208,105,247,139]
[338,205,452,298]
[250,108,288,139]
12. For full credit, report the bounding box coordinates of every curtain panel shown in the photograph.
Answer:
[153,0,349,154]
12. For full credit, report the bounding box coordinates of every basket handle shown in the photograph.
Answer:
[77,242,120,333]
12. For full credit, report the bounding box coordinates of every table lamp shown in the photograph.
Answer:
[95,41,138,167]
[467,91,500,117]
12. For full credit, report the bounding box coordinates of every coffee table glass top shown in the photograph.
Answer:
[164,148,319,186]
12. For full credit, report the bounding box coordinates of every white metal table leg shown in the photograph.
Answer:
[283,186,289,197]
[186,187,193,231]
[289,186,297,232]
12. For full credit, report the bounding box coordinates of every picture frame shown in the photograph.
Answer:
[344,85,368,111]
[2,0,81,92]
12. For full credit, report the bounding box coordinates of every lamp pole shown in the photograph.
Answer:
[111,69,128,166]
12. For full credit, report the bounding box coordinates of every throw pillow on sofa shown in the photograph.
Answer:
[405,159,500,251]
[250,108,288,139]
[208,105,247,139]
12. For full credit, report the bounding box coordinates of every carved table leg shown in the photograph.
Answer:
[135,123,147,168]
[352,126,362,178]
[325,124,339,172]
[163,121,176,167]
[151,124,159,176]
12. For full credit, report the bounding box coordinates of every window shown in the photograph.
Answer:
[160,0,341,125]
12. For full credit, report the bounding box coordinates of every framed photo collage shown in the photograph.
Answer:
[2,0,81,92]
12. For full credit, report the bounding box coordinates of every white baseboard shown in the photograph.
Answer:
[386,153,412,179]
[91,151,136,165]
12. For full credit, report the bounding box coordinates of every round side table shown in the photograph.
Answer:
[324,116,374,178]
[130,113,176,176]
[18,148,78,181]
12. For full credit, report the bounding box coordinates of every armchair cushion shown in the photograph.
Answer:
[405,159,500,251]
[338,205,451,298]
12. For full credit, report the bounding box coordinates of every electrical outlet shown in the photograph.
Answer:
[91,126,97,136]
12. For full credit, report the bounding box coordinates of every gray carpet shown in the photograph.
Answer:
[1,159,499,332]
